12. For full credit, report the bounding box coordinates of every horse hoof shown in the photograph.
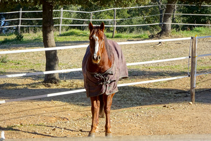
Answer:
[105,133,112,138]
[88,133,95,138]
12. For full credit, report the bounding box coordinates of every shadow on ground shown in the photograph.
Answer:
[0,86,210,108]
[0,68,190,81]
[1,67,211,108]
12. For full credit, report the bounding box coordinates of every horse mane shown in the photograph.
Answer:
[104,34,113,60]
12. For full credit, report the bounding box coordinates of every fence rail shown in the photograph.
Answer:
[0,37,191,79]
[1,4,211,34]
[0,76,188,104]
[0,36,211,104]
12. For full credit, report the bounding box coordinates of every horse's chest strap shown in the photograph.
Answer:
[93,72,116,85]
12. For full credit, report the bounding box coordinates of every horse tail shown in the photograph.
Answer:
[99,94,104,118]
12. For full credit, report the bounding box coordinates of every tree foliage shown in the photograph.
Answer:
[1,1,162,34]
[0,0,150,83]
[0,0,149,11]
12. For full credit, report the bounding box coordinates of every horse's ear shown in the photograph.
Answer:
[89,22,93,32]
[100,22,105,32]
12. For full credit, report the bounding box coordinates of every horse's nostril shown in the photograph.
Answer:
[93,54,97,60]
[93,55,100,60]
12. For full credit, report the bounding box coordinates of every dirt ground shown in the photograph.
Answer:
[0,37,211,139]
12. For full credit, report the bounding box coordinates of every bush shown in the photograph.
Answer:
[15,32,24,41]
[0,38,9,44]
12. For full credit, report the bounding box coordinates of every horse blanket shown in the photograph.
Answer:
[82,40,128,97]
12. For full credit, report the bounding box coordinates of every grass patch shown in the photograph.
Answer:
[171,27,211,37]
[197,65,211,71]
[0,29,150,45]
[105,32,149,39]
[0,32,42,45]
[60,29,89,37]
[0,59,44,71]
[1,27,211,46]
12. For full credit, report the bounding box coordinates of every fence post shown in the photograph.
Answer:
[112,8,116,38]
[59,8,63,35]
[172,5,177,23]
[18,8,22,34]
[190,37,197,103]
[90,12,93,23]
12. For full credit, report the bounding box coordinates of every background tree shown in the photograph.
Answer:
[0,0,148,83]
[157,0,178,37]
[156,0,211,37]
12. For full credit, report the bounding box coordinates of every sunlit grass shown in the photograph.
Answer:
[171,27,211,37]
[0,28,150,45]
[1,27,211,46]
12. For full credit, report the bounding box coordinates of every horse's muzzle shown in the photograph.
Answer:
[92,55,101,64]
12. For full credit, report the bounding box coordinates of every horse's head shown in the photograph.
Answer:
[89,22,105,64]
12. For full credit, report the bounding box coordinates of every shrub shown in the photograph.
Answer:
[15,32,24,41]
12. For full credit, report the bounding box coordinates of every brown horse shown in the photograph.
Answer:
[82,22,128,137]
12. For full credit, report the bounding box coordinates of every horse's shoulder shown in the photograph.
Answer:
[107,39,119,47]
[107,39,115,44]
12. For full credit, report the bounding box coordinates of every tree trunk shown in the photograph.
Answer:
[172,4,177,23]
[157,0,177,37]
[157,0,164,28]
[42,0,60,83]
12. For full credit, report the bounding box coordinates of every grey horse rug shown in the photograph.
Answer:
[82,39,128,97]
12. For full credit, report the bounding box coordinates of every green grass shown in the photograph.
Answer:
[197,65,211,71]
[1,27,211,46]
[0,59,44,71]
[0,28,150,45]
[110,32,148,39]
[0,32,43,45]
[171,27,211,37]
[60,29,88,37]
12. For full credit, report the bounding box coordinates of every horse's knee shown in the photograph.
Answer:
[92,105,99,111]
[91,101,100,111]
[104,106,111,113]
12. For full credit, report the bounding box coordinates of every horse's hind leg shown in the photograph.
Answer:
[103,93,115,137]
[89,96,100,137]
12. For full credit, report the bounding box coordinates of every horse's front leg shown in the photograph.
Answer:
[103,93,115,137]
[99,94,105,118]
[89,96,100,137]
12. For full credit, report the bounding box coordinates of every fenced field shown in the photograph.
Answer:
[1,3,211,139]
[0,33,211,139]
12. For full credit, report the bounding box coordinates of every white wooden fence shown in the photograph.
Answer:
[1,4,211,34]
[0,36,211,104]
